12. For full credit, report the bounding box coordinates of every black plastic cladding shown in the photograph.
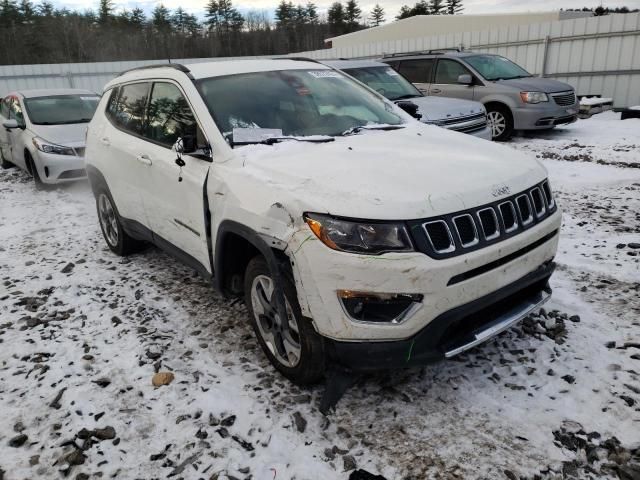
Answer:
[407,180,557,260]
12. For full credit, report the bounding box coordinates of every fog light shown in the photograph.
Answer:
[337,290,423,324]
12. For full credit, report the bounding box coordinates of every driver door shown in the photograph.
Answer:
[138,81,212,274]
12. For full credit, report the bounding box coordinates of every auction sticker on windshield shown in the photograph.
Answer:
[308,70,342,78]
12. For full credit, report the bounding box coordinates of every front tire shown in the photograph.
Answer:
[486,105,514,141]
[244,256,325,385]
[96,189,144,256]
[25,152,47,189]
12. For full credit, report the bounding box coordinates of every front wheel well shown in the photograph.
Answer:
[217,232,261,296]
[24,148,33,174]
[484,101,513,118]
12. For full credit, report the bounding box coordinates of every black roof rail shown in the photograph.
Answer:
[382,47,465,58]
[118,63,191,77]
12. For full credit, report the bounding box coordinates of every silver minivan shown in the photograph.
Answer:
[383,50,580,141]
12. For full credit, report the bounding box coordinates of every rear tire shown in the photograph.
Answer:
[486,105,514,141]
[244,255,325,386]
[96,188,144,256]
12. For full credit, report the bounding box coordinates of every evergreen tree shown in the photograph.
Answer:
[275,0,292,26]
[18,0,35,22]
[0,0,21,22]
[130,7,145,26]
[151,3,171,32]
[36,0,53,16]
[204,0,219,30]
[306,2,318,23]
[369,3,384,26]
[446,0,463,14]
[344,0,361,30]
[429,0,444,14]
[327,1,345,34]
[98,0,113,23]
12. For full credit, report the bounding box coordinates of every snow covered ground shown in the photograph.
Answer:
[1,111,638,480]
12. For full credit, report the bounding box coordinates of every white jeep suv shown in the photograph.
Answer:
[85,60,561,406]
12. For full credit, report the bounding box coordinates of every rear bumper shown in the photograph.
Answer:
[324,260,555,371]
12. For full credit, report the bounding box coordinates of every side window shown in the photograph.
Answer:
[434,59,471,84]
[11,99,25,125]
[398,59,434,83]
[105,87,120,122]
[0,98,9,118]
[145,82,197,148]
[112,82,150,135]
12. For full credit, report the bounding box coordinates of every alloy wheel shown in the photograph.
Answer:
[487,111,506,138]
[250,274,302,368]
[98,193,119,247]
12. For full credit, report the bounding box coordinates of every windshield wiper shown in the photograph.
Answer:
[392,94,421,101]
[236,135,335,146]
[341,124,405,136]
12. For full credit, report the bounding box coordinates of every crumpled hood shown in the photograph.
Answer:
[497,77,574,94]
[231,123,547,221]
[404,96,484,122]
[28,123,88,146]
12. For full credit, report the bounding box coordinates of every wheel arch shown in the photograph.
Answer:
[214,220,291,299]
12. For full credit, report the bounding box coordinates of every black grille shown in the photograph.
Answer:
[439,113,485,126]
[552,91,576,106]
[58,169,86,179]
[530,188,545,216]
[516,195,533,224]
[498,202,517,232]
[412,180,556,259]
[453,215,477,246]
[424,221,453,252]
[478,208,499,239]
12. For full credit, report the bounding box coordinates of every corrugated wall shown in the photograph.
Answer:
[1,13,639,106]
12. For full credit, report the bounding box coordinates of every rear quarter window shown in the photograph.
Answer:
[108,82,150,135]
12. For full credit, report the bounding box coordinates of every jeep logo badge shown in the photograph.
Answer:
[492,184,511,197]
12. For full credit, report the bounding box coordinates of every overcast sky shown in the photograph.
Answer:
[54,0,640,19]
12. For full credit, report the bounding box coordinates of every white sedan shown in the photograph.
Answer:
[0,89,99,188]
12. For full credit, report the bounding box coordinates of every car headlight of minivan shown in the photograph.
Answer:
[32,137,75,156]
[520,92,549,104]
[305,213,413,254]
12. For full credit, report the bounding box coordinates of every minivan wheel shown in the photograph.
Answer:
[244,256,325,386]
[96,190,144,256]
[487,106,514,141]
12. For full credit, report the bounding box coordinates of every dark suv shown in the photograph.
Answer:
[383,50,579,141]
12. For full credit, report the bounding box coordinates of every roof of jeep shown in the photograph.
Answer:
[106,59,329,91]
[323,59,388,70]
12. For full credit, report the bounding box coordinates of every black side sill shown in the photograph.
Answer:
[447,229,558,286]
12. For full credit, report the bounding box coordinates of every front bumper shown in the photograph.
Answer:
[289,209,561,342]
[513,101,579,130]
[33,151,87,184]
[325,260,554,371]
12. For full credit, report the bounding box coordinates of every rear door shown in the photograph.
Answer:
[136,81,212,273]
[430,59,475,100]
[396,58,435,94]
[99,82,153,228]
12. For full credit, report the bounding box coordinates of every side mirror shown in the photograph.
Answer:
[173,135,197,155]
[457,74,473,85]
[396,101,422,120]
[3,119,19,129]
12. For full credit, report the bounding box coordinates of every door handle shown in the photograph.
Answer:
[431,88,442,94]
[136,154,152,166]
[418,88,428,93]
[100,137,110,146]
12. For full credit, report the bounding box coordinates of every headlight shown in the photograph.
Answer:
[305,213,413,255]
[32,137,76,156]
[520,92,549,104]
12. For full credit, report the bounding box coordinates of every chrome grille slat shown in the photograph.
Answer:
[530,187,546,218]
[516,194,534,226]
[552,91,576,106]
[423,220,455,253]
[498,201,518,233]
